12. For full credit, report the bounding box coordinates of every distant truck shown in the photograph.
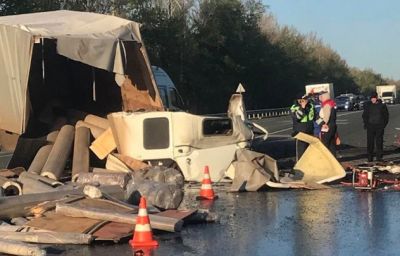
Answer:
[376,85,397,104]
[152,66,186,111]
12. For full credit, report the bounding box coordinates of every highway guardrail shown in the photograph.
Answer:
[207,107,291,120]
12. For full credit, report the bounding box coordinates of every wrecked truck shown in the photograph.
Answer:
[0,10,268,183]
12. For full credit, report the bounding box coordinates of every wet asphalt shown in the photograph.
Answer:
[54,183,400,256]
[20,106,400,256]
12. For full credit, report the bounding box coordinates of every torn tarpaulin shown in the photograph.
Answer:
[226,149,279,192]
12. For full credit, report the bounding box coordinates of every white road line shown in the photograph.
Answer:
[269,127,292,135]
[269,112,359,134]
[336,111,362,117]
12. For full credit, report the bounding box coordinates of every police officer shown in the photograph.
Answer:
[362,92,389,162]
[291,94,315,159]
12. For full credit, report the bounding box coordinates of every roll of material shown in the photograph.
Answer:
[0,238,46,256]
[126,180,183,210]
[18,172,61,194]
[40,125,75,181]
[75,172,130,189]
[28,145,53,175]
[75,121,105,139]
[71,127,90,181]
[46,131,59,143]
[0,176,22,196]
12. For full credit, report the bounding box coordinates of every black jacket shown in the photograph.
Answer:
[362,100,389,128]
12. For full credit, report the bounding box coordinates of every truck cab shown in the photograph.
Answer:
[381,91,395,104]
[151,66,186,111]
[377,85,397,104]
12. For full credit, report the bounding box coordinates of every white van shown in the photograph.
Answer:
[151,66,185,111]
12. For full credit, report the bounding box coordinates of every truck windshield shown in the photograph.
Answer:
[382,92,393,97]
[169,88,185,110]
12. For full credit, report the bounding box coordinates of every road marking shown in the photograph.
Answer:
[337,111,362,117]
[269,127,292,135]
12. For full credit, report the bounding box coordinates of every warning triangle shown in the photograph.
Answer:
[236,83,246,93]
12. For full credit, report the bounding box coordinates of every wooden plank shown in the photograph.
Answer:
[89,128,116,160]
[56,203,183,232]
[26,212,101,233]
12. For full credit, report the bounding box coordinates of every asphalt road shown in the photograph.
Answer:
[44,105,400,256]
[255,104,400,148]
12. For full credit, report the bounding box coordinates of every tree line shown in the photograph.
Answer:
[1,0,398,113]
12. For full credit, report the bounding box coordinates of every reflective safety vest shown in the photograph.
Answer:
[290,103,315,123]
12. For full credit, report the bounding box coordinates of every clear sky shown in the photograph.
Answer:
[263,0,400,80]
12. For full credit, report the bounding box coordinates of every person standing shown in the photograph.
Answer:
[316,91,337,156]
[362,92,389,162]
[291,94,315,159]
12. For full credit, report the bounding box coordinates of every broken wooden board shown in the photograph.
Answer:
[29,195,85,217]
[112,153,150,171]
[90,222,134,242]
[26,211,102,233]
[56,203,182,232]
[90,128,116,160]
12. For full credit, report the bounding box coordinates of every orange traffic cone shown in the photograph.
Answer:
[196,166,218,200]
[129,197,159,248]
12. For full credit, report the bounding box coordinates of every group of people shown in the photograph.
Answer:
[291,91,389,162]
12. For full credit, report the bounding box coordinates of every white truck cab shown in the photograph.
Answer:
[108,110,253,181]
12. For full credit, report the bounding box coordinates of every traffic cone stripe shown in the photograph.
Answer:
[134,223,152,232]
[138,208,147,217]
[201,184,212,189]
[204,173,210,179]
[136,217,150,224]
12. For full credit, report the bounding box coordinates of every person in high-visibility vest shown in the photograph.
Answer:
[291,94,315,159]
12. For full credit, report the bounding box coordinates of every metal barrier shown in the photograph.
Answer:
[206,107,291,120]
[246,108,290,120]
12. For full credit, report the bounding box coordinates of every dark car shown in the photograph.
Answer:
[335,96,354,111]
[357,95,368,110]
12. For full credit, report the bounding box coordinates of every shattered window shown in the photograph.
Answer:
[203,118,233,136]
[143,118,170,149]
